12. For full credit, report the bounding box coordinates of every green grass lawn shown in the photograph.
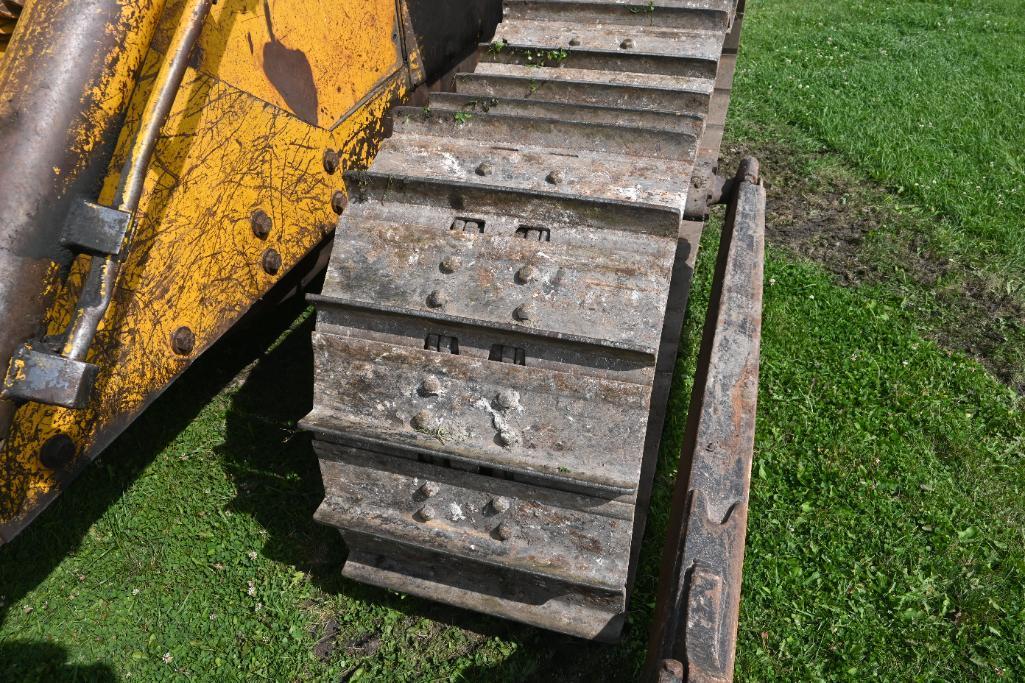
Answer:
[2,0,1024,680]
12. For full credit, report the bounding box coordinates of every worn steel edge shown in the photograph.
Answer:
[644,157,765,683]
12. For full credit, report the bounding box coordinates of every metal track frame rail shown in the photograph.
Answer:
[644,157,765,683]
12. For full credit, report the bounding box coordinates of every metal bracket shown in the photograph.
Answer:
[1,345,98,409]
[61,200,132,256]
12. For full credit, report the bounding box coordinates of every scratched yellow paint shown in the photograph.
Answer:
[0,0,412,540]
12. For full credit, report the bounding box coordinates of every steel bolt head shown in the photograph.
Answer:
[569,37,581,46]
[427,290,448,308]
[620,38,635,50]
[250,209,272,239]
[39,433,76,470]
[495,389,520,410]
[323,148,340,174]
[513,303,535,321]
[497,429,520,447]
[420,376,442,396]
[475,162,493,177]
[545,170,564,185]
[331,190,348,215]
[171,326,196,355]
[262,248,282,275]
[495,522,514,541]
[515,264,538,284]
[412,409,433,431]
[418,505,436,521]
[490,496,510,514]
[439,256,462,274]
[419,482,440,498]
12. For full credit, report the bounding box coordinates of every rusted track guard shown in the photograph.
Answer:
[645,159,765,682]
[303,0,756,644]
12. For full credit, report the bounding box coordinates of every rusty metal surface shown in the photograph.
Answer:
[303,332,651,496]
[644,157,764,682]
[319,213,676,351]
[315,445,633,588]
[503,0,734,31]
[307,0,749,640]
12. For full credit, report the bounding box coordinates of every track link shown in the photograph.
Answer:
[302,0,741,641]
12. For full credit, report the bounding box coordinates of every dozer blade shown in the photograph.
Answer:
[302,0,757,646]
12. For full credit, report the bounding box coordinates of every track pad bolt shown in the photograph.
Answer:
[545,170,564,185]
[427,290,448,308]
[497,430,520,447]
[620,38,635,50]
[440,256,462,274]
[495,389,520,410]
[490,496,510,514]
[412,409,435,432]
[513,303,535,321]
[419,482,440,498]
[515,264,537,284]
[417,505,436,522]
[475,162,493,177]
[420,376,442,396]
[495,522,514,541]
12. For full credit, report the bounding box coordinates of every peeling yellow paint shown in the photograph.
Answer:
[0,0,410,538]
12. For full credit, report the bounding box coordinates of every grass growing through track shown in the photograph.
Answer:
[2,0,1024,680]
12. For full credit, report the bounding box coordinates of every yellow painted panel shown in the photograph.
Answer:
[195,0,403,127]
[0,62,407,536]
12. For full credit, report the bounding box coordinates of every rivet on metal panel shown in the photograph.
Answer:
[620,38,635,50]
[331,190,348,215]
[417,505,436,522]
[515,264,537,284]
[495,389,520,411]
[39,433,77,470]
[497,429,520,447]
[513,303,535,321]
[439,256,462,274]
[250,209,272,239]
[171,326,196,356]
[418,482,440,498]
[419,376,442,396]
[495,522,514,541]
[323,149,340,174]
[262,248,282,275]
[569,37,580,46]
[490,496,510,514]
[475,162,493,177]
[427,290,448,309]
[545,170,564,185]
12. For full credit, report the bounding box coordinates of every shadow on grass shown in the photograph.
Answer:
[0,293,315,678]
[0,642,115,682]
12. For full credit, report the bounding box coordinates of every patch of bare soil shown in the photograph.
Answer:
[719,136,1025,393]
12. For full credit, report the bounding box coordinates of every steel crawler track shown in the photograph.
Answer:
[302,0,753,655]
